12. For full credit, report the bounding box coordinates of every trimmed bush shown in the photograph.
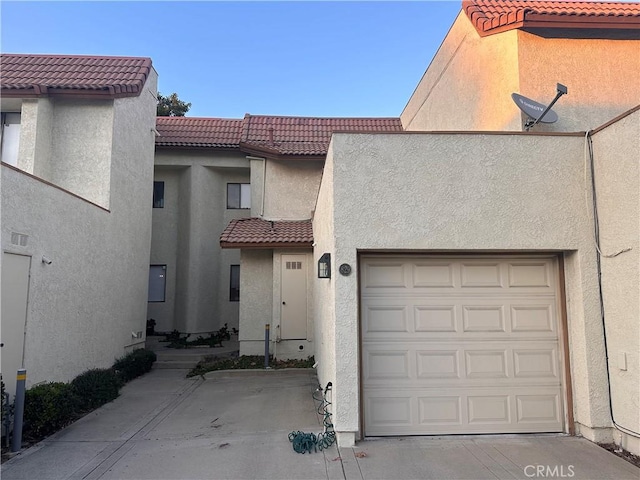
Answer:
[23,382,79,439]
[112,348,157,383]
[71,368,122,412]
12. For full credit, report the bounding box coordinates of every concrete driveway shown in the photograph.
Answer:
[2,368,638,480]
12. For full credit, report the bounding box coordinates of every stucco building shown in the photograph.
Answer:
[1,54,158,396]
[1,0,638,459]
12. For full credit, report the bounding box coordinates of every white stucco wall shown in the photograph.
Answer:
[518,33,640,132]
[262,159,323,220]
[315,132,611,443]
[401,12,640,133]
[401,11,521,132]
[590,109,640,454]
[312,143,337,395]
[0,68,158,390]
[149,150,250,333]
[239,249,273,355]
[14,97,115,207]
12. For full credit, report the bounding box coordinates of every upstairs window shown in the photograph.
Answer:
[1,113,21,167]
[153,181,165,208]
[227,183,250,209]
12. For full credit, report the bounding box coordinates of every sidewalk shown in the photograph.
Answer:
[2,367,638,480]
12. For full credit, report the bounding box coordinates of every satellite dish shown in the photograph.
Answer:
[512,93,558,124]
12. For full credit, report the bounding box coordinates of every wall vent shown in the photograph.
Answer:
[286,261,302,270]
[11,232,28,246]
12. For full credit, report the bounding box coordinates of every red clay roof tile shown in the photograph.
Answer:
[156,114,403,156]
[0,54,153,98]
[220,218,313,248]
[463,0,640,37]
[155,117,243,148]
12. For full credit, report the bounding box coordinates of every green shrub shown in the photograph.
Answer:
[112,348,157,383]
[23,382,79,439]
[71,368,122,412]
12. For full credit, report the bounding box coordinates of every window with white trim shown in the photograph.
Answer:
[227,183,250,209]
[1,113,21,167]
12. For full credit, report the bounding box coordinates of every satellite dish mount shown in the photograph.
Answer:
[512,83,568,131]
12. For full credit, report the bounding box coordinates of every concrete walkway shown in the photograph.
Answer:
[2,368,638,480]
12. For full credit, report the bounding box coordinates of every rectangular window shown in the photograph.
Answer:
[153,181,165,208]
[148,265,167,302]
[229,264,240,302]
[1,113,21,167]
[227,183,250,209]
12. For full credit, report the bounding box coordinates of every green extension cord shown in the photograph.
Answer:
[288,383,335,454]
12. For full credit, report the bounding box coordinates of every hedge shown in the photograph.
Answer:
[20,348,156,444]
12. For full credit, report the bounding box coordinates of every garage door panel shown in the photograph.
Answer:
[365,388,563,435]
[363,297,557,339]
[362,255,564,436]
[412,262,456,288]
[365,305,409,333]
[366,350,410,380]
[363,343,560,386]
[508,262,553,288]
[461,262,504,288]
[463,305,506,332]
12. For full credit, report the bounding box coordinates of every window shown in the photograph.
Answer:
[148,265,167,302]
[229,265,240,301]
[1,113,21,167]
[227,183,250,209]
[153,181,165,208]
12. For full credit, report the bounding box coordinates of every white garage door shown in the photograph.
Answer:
[361,256,565,436]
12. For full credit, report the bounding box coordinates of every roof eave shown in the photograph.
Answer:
[220,241,313,249]
[1,87,142,100]
[239,142,326,161]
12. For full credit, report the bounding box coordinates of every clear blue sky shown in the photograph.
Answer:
[1,1,462,118]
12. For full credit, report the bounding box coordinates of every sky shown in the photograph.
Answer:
[1,1,462,118]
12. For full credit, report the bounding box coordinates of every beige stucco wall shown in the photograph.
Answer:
[401,11,522,132]
[262,159,323,220]
[518,33,640,132]
[149,150,250,333]
[590,109,640,454]
[312,142,337,397]
[16,97,115,208]
[239,249,273,355]
[401,13,640,134]
[315,132,611,444]
[0,68,158,389]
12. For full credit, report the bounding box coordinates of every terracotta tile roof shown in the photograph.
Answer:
[463,0,640,37]
[0,54,153,98]
[239,115,403,156]
[156,114,403,156]
[155,117,243,148]
[220,218,313,248]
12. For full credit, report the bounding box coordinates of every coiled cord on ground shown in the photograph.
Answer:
[288,383,335,454]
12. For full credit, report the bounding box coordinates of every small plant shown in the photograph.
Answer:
[23,382,79,440]
[166,324,232,349]
[71,368,122,412]
[188,355,315,377]
[146,318,157,336]
[112,349,157,383]
[163,330,181,342]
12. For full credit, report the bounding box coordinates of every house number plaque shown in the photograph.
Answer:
[339,264,352,276]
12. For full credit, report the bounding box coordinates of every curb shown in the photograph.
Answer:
[203,368,315,380]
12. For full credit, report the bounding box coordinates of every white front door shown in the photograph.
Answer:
[280,254,308,340]
[1,253,31,397]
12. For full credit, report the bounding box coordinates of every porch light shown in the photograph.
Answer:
[318,253,331,279]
